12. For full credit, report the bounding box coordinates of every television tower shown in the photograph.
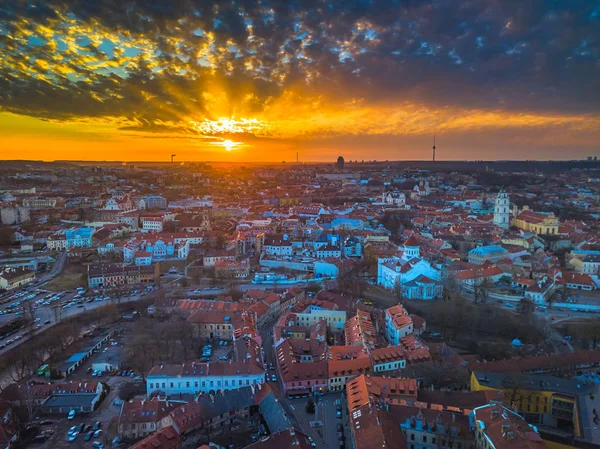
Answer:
[432,134,436,162]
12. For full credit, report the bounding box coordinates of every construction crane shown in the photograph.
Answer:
[171,154,176,163]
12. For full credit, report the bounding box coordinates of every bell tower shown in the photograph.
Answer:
[494,190,510,229]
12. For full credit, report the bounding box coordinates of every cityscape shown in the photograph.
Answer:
[1,2,600,449]
[1,158,600,449]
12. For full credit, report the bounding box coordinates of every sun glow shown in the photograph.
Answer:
[192,117,269,135]
[210,139,242,151]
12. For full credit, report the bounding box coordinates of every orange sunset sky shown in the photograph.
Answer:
[0,1,598,162]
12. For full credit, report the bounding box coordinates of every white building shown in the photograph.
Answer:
[1,206,30,225]
[142,217,164,232]
[493,190,510,229]
[263,235,293,256]
[294,304,347,332]
[146,361,265,397]
[377,234,442,299]
[384,304,413,345]
[382,191,406,208]
[23,197,56,209]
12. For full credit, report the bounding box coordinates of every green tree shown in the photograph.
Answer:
[305,399,316,414]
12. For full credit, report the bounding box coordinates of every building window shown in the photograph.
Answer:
[423,436,427,443]
[411,434,415,441]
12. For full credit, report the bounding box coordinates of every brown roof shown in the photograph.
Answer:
[404,233,420,247]
[473,404,549,449]
[416,390,496,412]
[351,404,408,449]
[130,426,181,449]
[469,349,600,374]
[347,375,417,413]
[242,428,313,449]
[119,399,175,425]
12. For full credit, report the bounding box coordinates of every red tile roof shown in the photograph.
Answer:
[130,426,181,449]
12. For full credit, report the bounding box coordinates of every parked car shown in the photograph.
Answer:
[93,429,102,438]
[68,431,79,441]
[67,410,76,420]
[93,422,102,431]
[93,442,105,449]
[68,426,77,436]
[84,431,94,441]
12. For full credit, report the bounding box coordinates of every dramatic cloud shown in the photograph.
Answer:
[0,0,599,160]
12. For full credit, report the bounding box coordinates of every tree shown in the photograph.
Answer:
[517,297,535,315]
[0,225,14,246]
[118,382,146,401]
[228,283,243,301]
[421,361,467,388]
[23,302,36,335]
[501,373,528,409]
[51,304,62,323]
[473,278,490,303]
[305,399,316,414]
[394,279,405,305]
[0,384,41,440]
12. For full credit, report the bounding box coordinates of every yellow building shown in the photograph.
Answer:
[279,196,301,207]
[512,207,559,235]
[471,372,581,437]
[501,237,534,250]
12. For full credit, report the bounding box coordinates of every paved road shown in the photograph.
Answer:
[259,316,348,449]
[39,251,68,283]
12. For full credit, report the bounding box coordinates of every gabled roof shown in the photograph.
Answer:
[130,426,181,449]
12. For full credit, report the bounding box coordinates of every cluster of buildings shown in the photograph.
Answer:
[2,160,600,449]
[0,162,599,304]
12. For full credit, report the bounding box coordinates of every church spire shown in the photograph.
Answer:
[432,134,436,162]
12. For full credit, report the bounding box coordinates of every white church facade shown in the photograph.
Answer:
[377,234,443,300]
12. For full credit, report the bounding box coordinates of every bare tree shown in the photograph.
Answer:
[51,305,62,323]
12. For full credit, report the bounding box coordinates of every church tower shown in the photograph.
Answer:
[494,190,510,229]
[403,233,420,259]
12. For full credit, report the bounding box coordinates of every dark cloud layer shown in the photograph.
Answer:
[0,0,598,136]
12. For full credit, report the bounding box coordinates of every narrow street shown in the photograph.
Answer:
[259,318,349,449]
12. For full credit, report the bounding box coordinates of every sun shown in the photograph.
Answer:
[208,138,243,152]
[222,139,237,151]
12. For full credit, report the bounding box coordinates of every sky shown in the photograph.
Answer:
[0,0,599,162]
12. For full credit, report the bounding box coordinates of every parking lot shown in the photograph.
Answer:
[200,339,234,363]
[28,328,137,449]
